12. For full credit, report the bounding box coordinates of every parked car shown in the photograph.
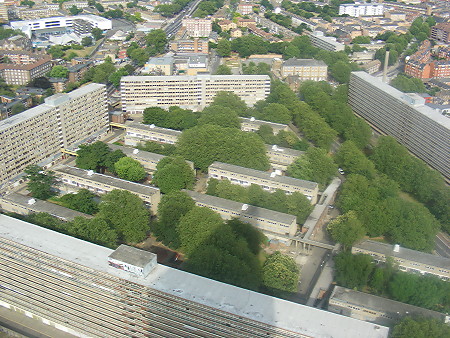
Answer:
[338,168,345,175]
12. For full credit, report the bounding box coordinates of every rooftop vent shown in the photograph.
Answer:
[250,117,255,122]
[270,172,277,178]
[393,244,400,253]
[133,149,139,154]
[150,124,156,129]
[272,145,278,151]
[242,204,248,211]
[87,170,94,176]
[27,198,36,205]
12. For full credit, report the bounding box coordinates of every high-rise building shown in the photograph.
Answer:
[181,18,212,37]
[348,71,450,180]
[338,3,384,17]
[121,74,271,113]
[0,84,108,188]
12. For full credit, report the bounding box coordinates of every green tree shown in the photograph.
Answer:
[327,211,366,249]
[98,190,150,243]
[76,141,111,172]
[335,140,376,179]
[114,157,147,182]
[104,149,126,174]
[48,45,65,58]
[211,91,248,115]
[152,156,194,193]
[81,36,93,47]
[24,165,56,200]
[330,60,352,83]
[352,36,371,44]
[334,252,374,290]
[59,189,99,214]
[69,5,83,15]
[153,191,195,248]
[216,39,231,57]
[176,124,270,172]
[215,64,232,75]
[198,105,240,128]
[177,206,224,255]
[68,216,117,248]
[256,103,291,124]
[392,317,450,338]
[145,29,167,55]
[49,65,69,78]
[262,251,299,295]
[91,27,104,40]
[287,147,337,186]
[10,103,26,115]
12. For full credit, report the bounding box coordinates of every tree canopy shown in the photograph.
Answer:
[143,106,198,131]
[24,165,56,200]
[327,211,366,249]
[262,251,299,296]
[198,105,241,128]
[114,157,147,182]
[152,156,194,194]
[49,65,69,78]
[58,189,99,214]
[392,317,450,338]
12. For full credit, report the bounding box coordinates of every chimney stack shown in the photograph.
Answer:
[383,50,390,83]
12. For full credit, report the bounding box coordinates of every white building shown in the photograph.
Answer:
[182,18,212,38]
[339,3,384,17]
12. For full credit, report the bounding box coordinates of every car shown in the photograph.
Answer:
[338,168,345,175]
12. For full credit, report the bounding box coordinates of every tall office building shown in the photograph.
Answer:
[121,74,271,113]
[348,71,450,180]
[0,84,108,188]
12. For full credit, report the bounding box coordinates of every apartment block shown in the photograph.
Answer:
[107,144,194,173]
[328,286,449,327]
[266,145,304,171]
[67,61,93,83]
[0,35,32,51]
[237,2,254,16]
[431,22,450,43]
[240,117,290,134]
[281,58,328,81]
[121,75,271,113]
[54,165,161,213]
[352,240,450,281]
[0,56,52,85]
[182,18,212,38]
[169,38,209,54]
[339,3,384,17]
[0,50,47,64]
[0,192,92,222]
[124,123,181,146]
[308,31,345,52]
[208,162,319,204]
[0,84,108,188]
[185,190,298,238]
[349,71,450,180]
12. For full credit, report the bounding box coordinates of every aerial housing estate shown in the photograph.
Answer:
[348,71,450,180]
[0,84,108,189]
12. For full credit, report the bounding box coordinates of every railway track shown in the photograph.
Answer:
[0,238,301,338]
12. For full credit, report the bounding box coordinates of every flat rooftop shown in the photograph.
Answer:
[0,192,91,222]
[265,144,304,158]
[351,71,450,130]
[54,165,160,196]
[240,117,288,129]
[122,74,270,82]
[107,144,166,162]
[354,240,450,270]
[185,190,297,225]
[0,214,389,338]
[108,244,156,268]
[127,123,182,137]
[283,58,327,67]
[209,161,318,191]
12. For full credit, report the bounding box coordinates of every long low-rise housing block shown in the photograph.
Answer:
[0,214,390,337]
[185,190,298,238]
[0,83,108,189]
[208,162,319,204]
[54,165,160,213]
[240,117,290,134]
[124,123,181,146]
[266,144,304,171]
[328,286,448,327]
[120,74,271,113]
[107,144,194,172]
[0,192,92,222]
[352,240,450,281]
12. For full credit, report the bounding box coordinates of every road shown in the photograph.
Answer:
[163,0,203,38]
[435,232,450,258]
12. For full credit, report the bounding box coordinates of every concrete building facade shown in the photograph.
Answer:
[181,18,212,37]
[308,31,345,52]
[348,71,450,180]
[239,117,290,134]
[124,123,181,146]
[0,56,52,85]
[0,84,108,188]
[266,144,304,171]
[339,3,384,17]
[121,75,271,113]
[169,38,209,54]
[352,240,450,281]
[281,58,328,81]
[208,162,319,204]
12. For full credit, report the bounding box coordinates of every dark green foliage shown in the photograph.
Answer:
[242,62,271,75]
[11,103,26,115]
[231,35,269,58]
[176,124,270,172]
[335,141,376,179]
[76,141,112,172]
[104,150,126,174]
[114,157,146,182]
[227,219,266,255]
[207,179,313,224]
[352,36,371,44]
[153,191,195,248]
[97,190,150,243]
[216,39,231,57]
[24,165,56,200]
[0,77,15,97]
[262,251,299,296]
[91,27,104,40]
[68,216,117,248]
[137,141,177,156]
[392,317,450,338]
[82,61,116,84]
[153,156,195,193]
[58,189,99,214]
[211,91,248,116]
[334,252,374,290]
[215,64,232,75]
[327,211,365,249]
[287,147,337,186]
[49,65,69,78]
[198,105,241,128]
[144,29,167,56]
[254,103,291,124]
[143,106,198,130]
[391,74,426,93]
